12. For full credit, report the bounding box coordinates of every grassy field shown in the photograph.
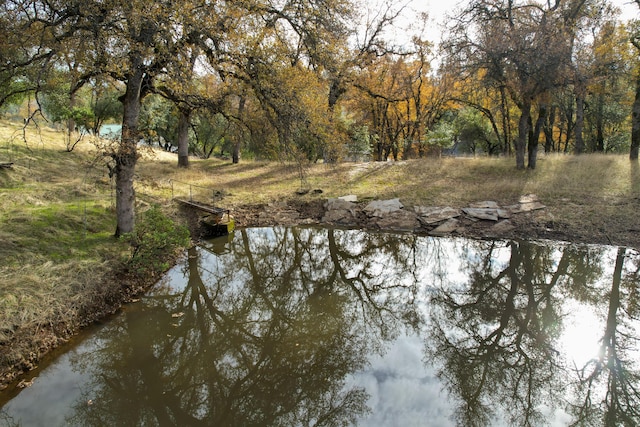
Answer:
[1,119,640,387]
[138,139,640,248]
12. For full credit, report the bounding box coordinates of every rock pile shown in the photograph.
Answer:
[322,194,546,237]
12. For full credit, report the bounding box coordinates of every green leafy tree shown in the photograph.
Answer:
[425,120,455,156]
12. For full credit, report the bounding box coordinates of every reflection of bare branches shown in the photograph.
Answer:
[570,247,640,427]
[427,240,603,427]
[65,227,425,426]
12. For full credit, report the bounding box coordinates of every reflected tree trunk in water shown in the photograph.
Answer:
[571,247,640,426]
[68,229,414,425]
[427,241,586,427]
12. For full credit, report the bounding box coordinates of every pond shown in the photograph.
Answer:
[1,227,639,426]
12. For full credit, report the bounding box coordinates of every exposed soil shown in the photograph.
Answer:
[0,258,180,392]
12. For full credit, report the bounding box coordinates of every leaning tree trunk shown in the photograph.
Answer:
[515,100,531,170]
[177,109,191,168]
[631,73,640,160]
[114,62,145,237]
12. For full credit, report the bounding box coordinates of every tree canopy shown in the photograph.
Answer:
[1,0,639,232]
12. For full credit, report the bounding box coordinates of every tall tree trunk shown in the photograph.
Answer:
[68,90,77,135]
[177,109,191,168]
[328,78,345,111]
[232,138,241,164]
[516,100,531,170]
[595,92,605,152]
[562,101,573,153]
[114,63,144,237]
[528,104,546,169]
[500,86,511,155]
[575,83,586,154]
[233,94,245,164]
[631,72,640,160]
[544,105,555,153]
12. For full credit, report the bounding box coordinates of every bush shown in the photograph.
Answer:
[123,205,190,277]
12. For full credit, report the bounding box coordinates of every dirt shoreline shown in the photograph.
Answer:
[230,199,640,250]
[1,199,638,392]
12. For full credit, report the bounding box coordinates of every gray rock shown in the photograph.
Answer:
[322,209,356,224]
[325,198,357,213]
[364,199,404,217]
[462,207,499,221]
[488,220,515,236]
[414,206,460,224]
[429,218,460,236]
[323,198,359,224]
[338,195,358,202]
[375,210,419,231]
[469,201,500,209]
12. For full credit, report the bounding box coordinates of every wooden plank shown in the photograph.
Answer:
[174,198,226,215]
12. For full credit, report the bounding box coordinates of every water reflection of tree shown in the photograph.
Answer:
[66,227,421,426]
[426,240,604,427]
[569,247,640,427]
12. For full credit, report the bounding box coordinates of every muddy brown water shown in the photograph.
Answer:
[1,227,639,426]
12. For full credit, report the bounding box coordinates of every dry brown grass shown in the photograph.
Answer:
[137,151,640,225]
[0,120,128,380]
[134,149,640,250]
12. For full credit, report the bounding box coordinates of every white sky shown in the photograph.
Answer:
[392,0,639,45]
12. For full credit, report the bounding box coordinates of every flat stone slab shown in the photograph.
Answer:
[462,207,499,221]
[338,195,358,203]
[364,199,404,217]
[496,209,511,219]
[429,218,460,236]
[519,194,539,204]
[487,220,515,236]
[507,201,546,213]
[462,207,513,221]
[325,198,357,213]
[375,210,419,231]
[414,206,460,224]
[505,194,546,213]
[469,201,500,209]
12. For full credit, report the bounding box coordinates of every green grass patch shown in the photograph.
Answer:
[0,201,117,264]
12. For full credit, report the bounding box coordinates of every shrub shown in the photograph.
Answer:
[123,205,190,277]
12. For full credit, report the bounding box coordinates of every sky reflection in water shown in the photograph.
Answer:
[1,227,639,426]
